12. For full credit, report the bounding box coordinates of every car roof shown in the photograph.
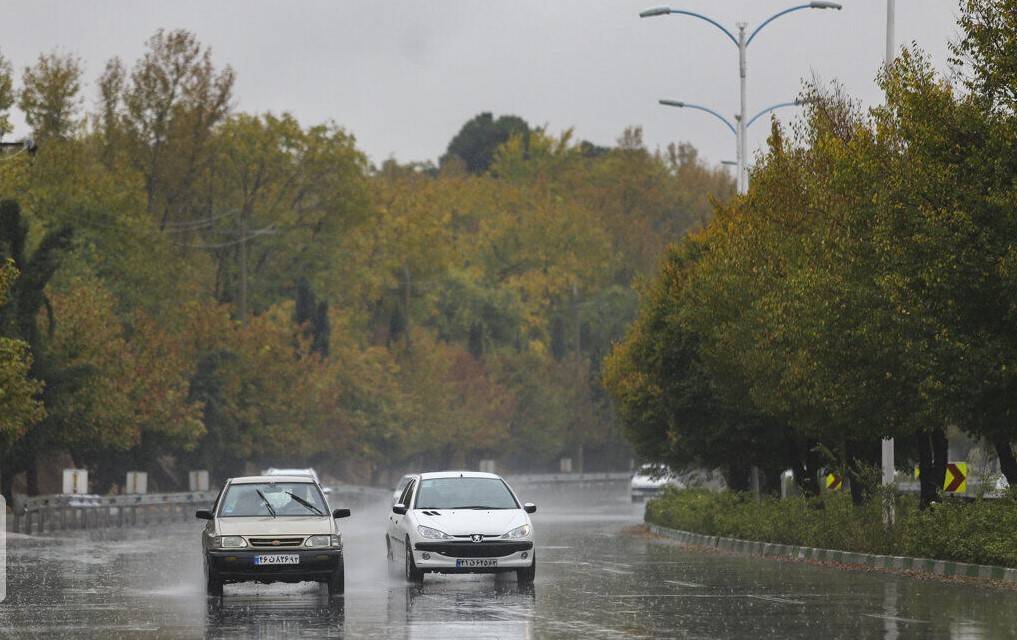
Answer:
[417,471,502,480]
[229,475,317,484]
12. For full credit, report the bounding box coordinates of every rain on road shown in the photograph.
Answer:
[1,484,1014,639]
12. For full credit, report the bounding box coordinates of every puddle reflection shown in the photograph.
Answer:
[204,590,345,639]
[387,578,536,640]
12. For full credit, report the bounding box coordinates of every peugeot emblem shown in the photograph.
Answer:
[272,539,281,546]
[471,534,483,543]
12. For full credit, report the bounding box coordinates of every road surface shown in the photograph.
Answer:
[0,484,1013,638]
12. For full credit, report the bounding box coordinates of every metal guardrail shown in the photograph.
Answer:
[10,491,218,535]
[506,472,632,485]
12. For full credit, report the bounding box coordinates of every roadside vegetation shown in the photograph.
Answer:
[0,31,733,496]
[647,488,1017,568]
[604,0,1017,507]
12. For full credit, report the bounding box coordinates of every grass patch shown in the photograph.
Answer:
[646,488,1017,568]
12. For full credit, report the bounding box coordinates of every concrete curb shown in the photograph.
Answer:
[646,523,1017,584]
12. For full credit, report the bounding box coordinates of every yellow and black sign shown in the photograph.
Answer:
[913,462,967,493]
[825,473,843,491]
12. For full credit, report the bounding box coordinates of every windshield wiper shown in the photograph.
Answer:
[453,505,504,510]
[255,489,277,518]
[285,491,324,516]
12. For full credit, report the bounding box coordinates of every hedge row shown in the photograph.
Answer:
[645,489,1017,568]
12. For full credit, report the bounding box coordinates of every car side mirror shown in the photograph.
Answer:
[195,509,213,520]
[392,503,407,515]
[332,508,351,519]
[322,487,333,495]
[523,503,537,514]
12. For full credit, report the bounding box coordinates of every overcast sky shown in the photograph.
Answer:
[4,1,961,169]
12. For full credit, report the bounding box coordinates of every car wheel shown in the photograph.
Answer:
[516,552,536,585]
[205,562,223,598]
[405,538,424,584]
[328,554,345,597]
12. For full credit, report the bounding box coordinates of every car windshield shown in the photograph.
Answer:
[414,477,519,510]
[219,482,327,517]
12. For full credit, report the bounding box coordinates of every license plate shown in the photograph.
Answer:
[254,554,299,565]
[456,558,498,568]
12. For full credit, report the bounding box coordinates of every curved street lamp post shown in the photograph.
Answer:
[641,2,842,194]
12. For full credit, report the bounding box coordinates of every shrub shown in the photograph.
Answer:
[646,488,1017,567]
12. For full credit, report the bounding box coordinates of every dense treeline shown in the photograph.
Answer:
[604,0,1017,507]
[0,30,732,495]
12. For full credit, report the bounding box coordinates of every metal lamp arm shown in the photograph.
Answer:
[659,100,737,136]
[747,5,813,46]
[746,101,804,128]
[655,9,739,46]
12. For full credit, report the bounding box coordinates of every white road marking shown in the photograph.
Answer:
[664,580,704,588]
[748,594,806,605]
[862,614,930,624]
[602,567,634,575]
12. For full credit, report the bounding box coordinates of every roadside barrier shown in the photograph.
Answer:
[10,491,217,534]
[8,483,386,535]
[506,472,631,486]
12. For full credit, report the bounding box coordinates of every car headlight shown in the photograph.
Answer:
[502,524,531,539]
[217,535,248,548]
[305,535,340,548]
[417,525,453,540]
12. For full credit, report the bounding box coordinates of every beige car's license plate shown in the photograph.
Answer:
[254,554,299,565]
[456,558,497,568]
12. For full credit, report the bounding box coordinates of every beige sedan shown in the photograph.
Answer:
[196,475,351,598]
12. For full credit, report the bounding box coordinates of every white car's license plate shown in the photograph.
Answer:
[254,554,299,565]
[456,558,497,568]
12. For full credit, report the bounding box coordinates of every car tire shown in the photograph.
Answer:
[405,538,424,584]
[328,554,345,597]
[205,563,223,598]
[516,552,536,585]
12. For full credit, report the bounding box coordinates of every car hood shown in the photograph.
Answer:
[216,516,332,536]
[414,509,527,536]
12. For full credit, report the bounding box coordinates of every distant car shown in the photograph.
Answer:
[630,465,684,502]
[387,471,537,584]
[196,474,351,598]
[263,467,330,493]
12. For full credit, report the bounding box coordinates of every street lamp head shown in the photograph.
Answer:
[658,99,685,108]
[639,7,672,18]
[808,1,842,9]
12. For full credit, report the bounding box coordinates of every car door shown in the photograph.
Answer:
[389,478,416,547]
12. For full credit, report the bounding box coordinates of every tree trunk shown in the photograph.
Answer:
[726,465,751,492]
[993,436,1017,486]
[917,428,948,508]
[26,455,39,496]
[846,439,880,506]
[794,443,822,497]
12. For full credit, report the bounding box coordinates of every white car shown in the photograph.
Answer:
[263,467,331,494]
[630,464,684,502]
[197,475,351,598]
[386,471,537,584]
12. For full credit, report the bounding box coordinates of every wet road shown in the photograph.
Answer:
[1,485,1015,639]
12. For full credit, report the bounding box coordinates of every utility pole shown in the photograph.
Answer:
[737,23,748,194]
[885,0,896,66]
[573,283,584,474]
[881,0,897,514]
[238,209,249,325]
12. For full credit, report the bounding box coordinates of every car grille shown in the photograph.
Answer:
[247,537,304,548]
[414,541,533,558]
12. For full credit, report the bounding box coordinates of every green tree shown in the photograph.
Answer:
[441,112,530,175]
[19,51,84,142]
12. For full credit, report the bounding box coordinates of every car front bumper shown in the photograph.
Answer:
[412,541,534,572]
[206,549,342,583]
